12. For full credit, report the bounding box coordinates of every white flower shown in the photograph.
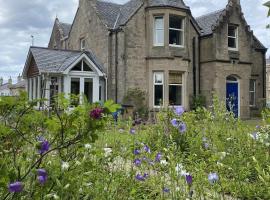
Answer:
[61,162,69,170]
[175,163,184,173]
[84,144,92,149]
[64,184,70,189]
[104,148,112,157]
[160,160,168,165]
[175,163,189,176]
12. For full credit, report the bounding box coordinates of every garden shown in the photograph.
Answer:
[0,92,270,199]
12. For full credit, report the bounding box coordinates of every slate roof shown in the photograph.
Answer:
[95,0,189,29]
[196,9,225,36]
[0,83,10,91]
[27,47,104,73]
[59,22,72,38]
[9,80,25,89]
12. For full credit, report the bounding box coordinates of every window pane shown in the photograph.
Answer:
[250,92,255,106]
[154,85,163,106]
[249,80,255,91]
[228,37,236,48]
[169,15,182,29]
[169,85,182,105]
[155,30,164,45]
[84,78,93,103]
[169,30,182,46]
[154,73,163,84]
[228,26,236,37]
[71,78,80,95]
[83,61,92,71]
[72,61,82,71]
[155,17,163,29]
[169,72,182,84]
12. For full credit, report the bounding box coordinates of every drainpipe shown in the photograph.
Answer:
[263,51,266,99]
[115,31,118,103]
[192,37,196,96]
[198,37,201,94]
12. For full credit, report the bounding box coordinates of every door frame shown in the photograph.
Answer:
[226,77,240,117]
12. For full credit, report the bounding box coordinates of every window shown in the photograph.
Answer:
[80,38,86,51]
[169,15,184,47]
[153,72,164,106]
[70,78,80,106]
[71,60,92,72]
[249,79,256,107]
[228,25,238,50]
[154,16,164,46]
[169,72,182,106]
[50,77,59,106]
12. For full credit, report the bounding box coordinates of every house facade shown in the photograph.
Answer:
[0,76,25,97]
[23,0,267,118]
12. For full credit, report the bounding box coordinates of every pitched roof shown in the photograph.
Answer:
[196,9,225,36]
[26,47,104,74]
[59,22,72,38]
[0,83,10,91]
[95,0,189,29]
[9,80,26,89]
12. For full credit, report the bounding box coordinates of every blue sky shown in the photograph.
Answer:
[0,0,269,82]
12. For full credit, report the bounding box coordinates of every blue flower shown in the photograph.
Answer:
[171,119,179,127]
[135,174,145,181]
[163,187,170,193]
[38,138,50,154]
[37,169,47,177]
[186,174,193,185]
[130,128,136,134]
[37,169,48,185]
[179,122,187,133]
[208,172,219,184]
[134,158,142,166]
[204,142,210,149]
[8,182,23,193]
[144,145,151,153]
[174,106,185,116]
[155,152,162,162]
[134,149,140,155]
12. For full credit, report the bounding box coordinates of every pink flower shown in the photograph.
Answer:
[90,108,103,119]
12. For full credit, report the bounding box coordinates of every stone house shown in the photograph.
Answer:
[0,75,26,96]
[22,0,267,118]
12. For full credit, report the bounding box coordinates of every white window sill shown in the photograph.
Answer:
[228,48,238,51]
[169,44,184,48]
[153,44,164,47]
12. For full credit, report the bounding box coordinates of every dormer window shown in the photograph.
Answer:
[169,15,184,47]
[228,25,238,50]
[71,60,92,72]
[80,38,86,51]
[154,16,164,46]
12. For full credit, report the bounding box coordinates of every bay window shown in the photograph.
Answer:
[249,79,256,107]
[154,16,164,46]
[169,72,182,106]
[153,72,164,106]
[169,15,184,47]
[228,25,238,50]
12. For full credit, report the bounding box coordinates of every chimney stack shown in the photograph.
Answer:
[17,74,22,83]
[0,77,3,86]
[8,77,12,85]
[229,0,240,6]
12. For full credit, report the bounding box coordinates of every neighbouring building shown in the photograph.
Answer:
[22,0,267,118]
[0,75,26,96]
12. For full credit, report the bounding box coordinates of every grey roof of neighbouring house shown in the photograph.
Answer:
[27,47,104,74]
[59,22,72,38]
[95,0,189,29]
[195,9,266,50]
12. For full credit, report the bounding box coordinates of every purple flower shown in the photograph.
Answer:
[174,106,185,116]
[155,152,162,162]
[8,182,23,193]
[144,145,151,153]
[37,169,47,177]
[134,158,141,166]
[134,149,140,155]
[208,172,219,184]
[163,188,170,193]
[130,128,136,134]
[38,176,47,185]
[256,125,261,129]
[186,174,193,185]
[179,122,187,133]
[90,108,103,119]
[135,174,145,181]
[143,173,149,179]
[171,119,179,127]
[204,142,210,149]
[250,132,259,140]
[38,139,50,154]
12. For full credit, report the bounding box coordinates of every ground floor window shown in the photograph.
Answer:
[84,78,93,103]
[169,71,182,105]
[249,79,256,107]
[153,72,164,106]
[70,78,80,106]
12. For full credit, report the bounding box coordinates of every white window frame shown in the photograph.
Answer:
[153,72,164,107]
[80,38,86,51]
[169,15,184,48]
[169,72,183,106]
[249,79,256,107]
[228,24,238,51]
[153,16,164,46]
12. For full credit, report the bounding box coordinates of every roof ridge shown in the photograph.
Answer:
[97,0,123,6]
[196,9,225,19]
[30,46,82,53]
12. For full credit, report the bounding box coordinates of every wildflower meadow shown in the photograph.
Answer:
[0,93,270,199]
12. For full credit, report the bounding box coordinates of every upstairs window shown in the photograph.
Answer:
[249,79,256,107]
[154,16,164,46]
[169,15,184,47]
[228,25,238,50]
[80,38,86,51]
[153,72,164,107]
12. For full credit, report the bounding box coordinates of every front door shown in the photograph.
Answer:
[226,82,239,117]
